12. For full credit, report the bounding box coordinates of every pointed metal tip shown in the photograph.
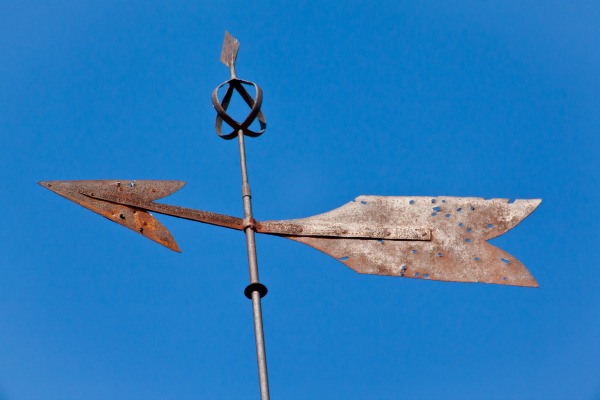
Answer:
[220,31,240,75]
[529,272,540,288]
[527,198,542,209]
[163,238,182,253]
[520,280,540,288]
[38,181,60,194]
[514,274,539,288]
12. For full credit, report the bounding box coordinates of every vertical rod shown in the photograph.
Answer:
[237,129,270,400]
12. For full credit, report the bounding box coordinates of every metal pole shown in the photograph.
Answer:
[237,129,270,400]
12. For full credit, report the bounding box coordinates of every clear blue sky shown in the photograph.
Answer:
[1,1,599,399]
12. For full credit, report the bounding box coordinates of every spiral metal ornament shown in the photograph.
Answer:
[212,78,266,140]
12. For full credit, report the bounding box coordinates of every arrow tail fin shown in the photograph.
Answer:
[283,196,541,287]
[288,236,538,287]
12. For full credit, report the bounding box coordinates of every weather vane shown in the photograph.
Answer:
[40,32,541,400]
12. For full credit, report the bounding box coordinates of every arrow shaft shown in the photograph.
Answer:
[256,221,430,241]
[81,191,245,230]
[81,190,431,241]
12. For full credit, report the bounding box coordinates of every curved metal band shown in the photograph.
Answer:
[212,78,267,140]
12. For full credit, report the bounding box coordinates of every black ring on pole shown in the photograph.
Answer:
[244,282,268,299]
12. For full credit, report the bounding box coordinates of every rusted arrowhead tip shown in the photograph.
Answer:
[38,180,183,253]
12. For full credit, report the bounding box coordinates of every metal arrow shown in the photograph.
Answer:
[38,179,540,288]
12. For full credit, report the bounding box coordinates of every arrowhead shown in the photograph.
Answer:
[38,180,184,252]
[220,31,240,71]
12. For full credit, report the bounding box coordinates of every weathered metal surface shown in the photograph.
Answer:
[257,205,431,240]
[39,180,246,250]
[220,31,240,76]
[79,190,245,230]
[285,196,541,287]
[40,179,432,241]
[39,181,541,287]
[39,180,182,252]
[39,180,541,286]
